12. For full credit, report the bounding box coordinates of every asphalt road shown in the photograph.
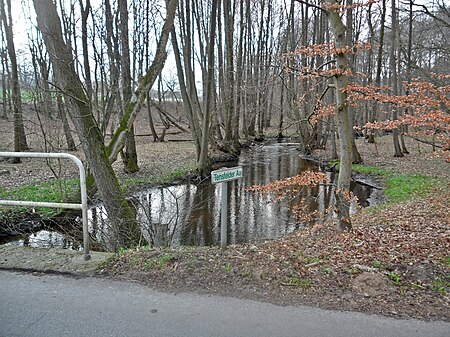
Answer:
[0,270,448,337]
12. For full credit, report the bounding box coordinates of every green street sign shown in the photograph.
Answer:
[211,166,243,184]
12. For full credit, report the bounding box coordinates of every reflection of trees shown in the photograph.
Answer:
[88,200,143,251]
[135,186,194,247]
[85,146,373,250]
[181,183,217,246]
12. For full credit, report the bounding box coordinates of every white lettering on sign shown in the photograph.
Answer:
[211,166,243,184]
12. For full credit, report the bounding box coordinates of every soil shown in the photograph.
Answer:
[0,108,449,322]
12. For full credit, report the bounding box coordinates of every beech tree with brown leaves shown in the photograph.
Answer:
[252,0,363,231]
[349,76,450,156]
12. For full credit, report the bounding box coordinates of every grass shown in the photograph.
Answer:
[0,179,81,217]
[120,166,197,192]
[372,260,382,269]
[0,163,197,218]
[0,89,35,102]
[387,271,402,286]
[285,277,312,288]
[144,253,176,270]
[432,277,449,295]
[351,164,441,204]
[224,262,233,272]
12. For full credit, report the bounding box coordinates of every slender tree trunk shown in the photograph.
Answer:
[118,0,138,172]
[326,0,353,231]
[222,0,239,153]
[1,0,28,159]
[368,0,386,144]
[102,0,119,137]
[79,0,93,101]
[106,0,178,163]
[0,46,7,119]
[56,92,76,151]
[345,0,363,164]
[390,0,403,157]
[198,0,218,176]
[171,27,202,156]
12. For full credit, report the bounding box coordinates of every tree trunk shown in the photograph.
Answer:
[222,0,239,153]
[33,0,137,251]
[1,0,28,158]
[0,46,8,119]
[56,92,76,151]
[101,0,119,137]
[390,0,403,157]
[79,0,93,101]
[171,27,202,156]
[118,0,138,173]
[368,0,386,144]
[326,0,353,231]
[198,0,219,176]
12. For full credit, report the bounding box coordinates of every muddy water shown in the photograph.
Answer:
[89,143,374,248]
[3,143,375,249]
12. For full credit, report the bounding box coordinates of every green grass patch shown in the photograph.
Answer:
[284,277,312,288]
[0,179,80,217]
[0,89,35,102]
[352,164,388,176]
[144,253,176,270]
[432,277,449,295]
[336,163,442,204]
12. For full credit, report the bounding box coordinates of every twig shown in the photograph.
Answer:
[305,261,323,268]
[354,264,378,272]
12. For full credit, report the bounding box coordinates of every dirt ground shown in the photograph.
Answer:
[1,107,449,322]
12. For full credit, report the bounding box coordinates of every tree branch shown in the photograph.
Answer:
[293,0,325,12]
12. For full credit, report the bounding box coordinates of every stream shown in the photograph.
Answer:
[2,143,377,250]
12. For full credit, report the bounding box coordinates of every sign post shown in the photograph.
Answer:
[211,166,243,248]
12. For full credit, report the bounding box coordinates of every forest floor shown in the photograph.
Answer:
[0,110,449,322]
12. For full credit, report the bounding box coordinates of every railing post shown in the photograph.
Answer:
[0,152,90,260]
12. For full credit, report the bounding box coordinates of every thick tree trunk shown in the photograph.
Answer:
[33,0,137,250]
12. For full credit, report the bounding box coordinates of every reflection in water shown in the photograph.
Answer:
[3,230,69,249]
[88,144,374,248]
[4,144,374,250]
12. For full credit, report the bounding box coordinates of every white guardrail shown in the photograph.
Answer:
[0,152,90,260]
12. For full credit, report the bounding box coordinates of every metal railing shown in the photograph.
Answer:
[0,152,90,260]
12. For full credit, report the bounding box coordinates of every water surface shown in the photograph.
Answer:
[3,143,375,249]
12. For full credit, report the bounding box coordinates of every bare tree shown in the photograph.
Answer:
[33,0,137,250]
[0,0,28,158]
[106,0,178,161]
